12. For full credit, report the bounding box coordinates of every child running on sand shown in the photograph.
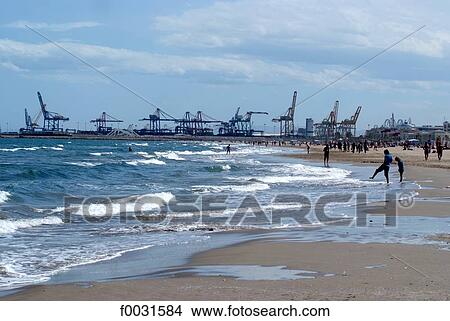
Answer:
[369,149,393,184]
[395,156,404,182]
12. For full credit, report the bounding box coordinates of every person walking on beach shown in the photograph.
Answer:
[306,142,310,154]
[323,143,330,167]
[423,142,430,160]
[226,144,231,155]
[395,156,404,182]
[437,140,443,161]
[369,149,393,184]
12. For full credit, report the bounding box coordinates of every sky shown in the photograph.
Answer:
[1,0,450,133]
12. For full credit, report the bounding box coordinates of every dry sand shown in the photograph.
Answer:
[3,145,450,301]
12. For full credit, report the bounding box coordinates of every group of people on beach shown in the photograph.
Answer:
[423,138,445,161]
[322,143,403,184]
[369,149,404,184]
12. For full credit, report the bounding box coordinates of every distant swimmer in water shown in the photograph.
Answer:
[370,149,393,184]
[128,146,132,152]
[226,144,231,155]
[323,143,330,167]
[395,156,404,182]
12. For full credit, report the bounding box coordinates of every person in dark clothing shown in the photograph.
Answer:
[370,149,393,184]
[437,142,443,161]
[128,146,132,152]
[395,156,404,182]
[323,144,330,167]
[424,142,430,160]
[306,142,310,154]
[226,144,231,155]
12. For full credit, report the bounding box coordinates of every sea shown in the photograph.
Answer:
[0,138,449,291]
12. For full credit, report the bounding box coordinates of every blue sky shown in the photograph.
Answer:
[1,0,450,133]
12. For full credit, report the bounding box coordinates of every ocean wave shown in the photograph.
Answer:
[0,146,64,152]
[71,192,175,217]
[205,164,232,172]
[128,142,148,147]
[89,152,113,156]
[135,151,154,158]
[192,183,270,193]
[0,191,11,204]
[126,159,166,166]
[154,151,185,161]
[0,216,63,234]
[65,161,102,167]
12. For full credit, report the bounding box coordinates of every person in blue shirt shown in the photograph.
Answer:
[395,156,404,182]
[369,149,393,184]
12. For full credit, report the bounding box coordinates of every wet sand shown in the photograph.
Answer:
[4,241,450,300]
[3,145,450,301]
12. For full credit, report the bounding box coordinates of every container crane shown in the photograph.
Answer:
[37,91,69,131]
[90,112,124,134]
[272,91,297,137]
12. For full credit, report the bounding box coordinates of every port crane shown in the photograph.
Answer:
[338,106,362,138]
[175,111,221,135]
[90,112,124,134]
[24,108,39,131]
[34,91,69,131]
[314,100,339,140]
[219,107,269,136]
[272,91,297,137]
[139,108,178,135]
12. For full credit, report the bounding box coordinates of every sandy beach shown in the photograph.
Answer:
[3,144,450,301]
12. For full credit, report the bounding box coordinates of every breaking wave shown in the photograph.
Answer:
[0,216,63,235]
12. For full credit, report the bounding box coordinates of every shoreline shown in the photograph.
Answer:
[2,140,450,300]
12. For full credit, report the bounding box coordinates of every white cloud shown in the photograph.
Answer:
[0,61,28,72]
[153,0,450,58]
[0,37,449,94]
[5,20,101,32]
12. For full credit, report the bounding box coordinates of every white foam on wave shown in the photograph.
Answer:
[154,151,185,161]
[65,161,102,167]
[0,216,63,234]
[126,159,166,166]
[135,151,154,158]
[0,146,64,152]
[0,191,11,203]
[192,183,270,193]
[222,164,231,171]
[89,152,113,156]
[231,163,377,187]
[129,142,148,147]
[71,192,175,216]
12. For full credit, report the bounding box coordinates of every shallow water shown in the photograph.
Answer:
[0,138,447,290]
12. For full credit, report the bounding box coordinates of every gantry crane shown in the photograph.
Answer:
[175,111,222,135]
[272,91,297,137]
[90,112,124,134]
[219,107,268,136]
[338,106,362,138]
[138,108,178,135]
[314,100,339,140]
[36,91,69,131]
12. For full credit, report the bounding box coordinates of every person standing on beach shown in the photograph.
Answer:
[306,142,310,154]
[423,142,430,160]
[323,144,330,167]
[437,140,443,161]
[369,149,393,184]
[226,144,231,155]
[395,156,404,182]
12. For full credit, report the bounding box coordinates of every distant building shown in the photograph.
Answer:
[306,118,314,137]
[297,127,306,137]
